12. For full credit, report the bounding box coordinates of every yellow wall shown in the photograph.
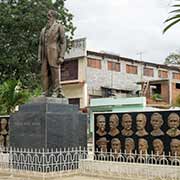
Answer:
[62,83,84,108]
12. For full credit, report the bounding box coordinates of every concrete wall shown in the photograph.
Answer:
[86,55,176,96]
[172,81,180,105]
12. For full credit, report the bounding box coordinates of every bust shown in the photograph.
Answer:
[96,115,107,136]
[108,114,120,137]
[166,113,180,137]
[135,113,148,137]
[0,118,8,136]
[121,114,133,136]
[150,113,164,136]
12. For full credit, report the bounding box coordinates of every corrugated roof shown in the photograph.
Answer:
[87,50,180,72]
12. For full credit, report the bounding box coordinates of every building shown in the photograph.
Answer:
[62,38,180,110]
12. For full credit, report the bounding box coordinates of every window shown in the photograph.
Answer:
[61,60,78,81]
[68,98,80,108]
[173,72,180,80]
[87,58,101,69]
[108,61,120,72]
[158,70,168,78]
[176,83,180,89]
[126,64,138,74]
[143,67,154,77]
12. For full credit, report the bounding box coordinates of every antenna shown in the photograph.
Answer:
[136,51,145,61]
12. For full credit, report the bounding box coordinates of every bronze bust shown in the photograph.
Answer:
[150,113,164,136]
[170,139,180,160]
[135,113,148,137]
[96,137,109,152]
[153,139,164,156]
[138,138,148,155]
[125,138,135,154]
[38,10,66,98]
[108,114,120,137]
[96,115,107,136]
[0,118,8,136]
[166,113,180,137]
[121,114,133,136]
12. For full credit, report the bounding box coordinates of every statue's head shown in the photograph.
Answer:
[47,10,58,21]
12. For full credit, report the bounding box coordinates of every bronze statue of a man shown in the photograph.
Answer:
[38,10,66,98]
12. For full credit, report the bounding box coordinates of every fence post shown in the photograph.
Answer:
[9,146,13,178]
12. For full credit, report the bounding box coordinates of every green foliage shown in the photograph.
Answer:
[152,93,163,101]
[175,94,180,106]
[0,0,75,90]
[164,52,180,65]
[163,1,180,33]
[0,79,31,114]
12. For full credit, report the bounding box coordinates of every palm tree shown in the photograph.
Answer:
[163,1,180,33]
[0,80,31,114]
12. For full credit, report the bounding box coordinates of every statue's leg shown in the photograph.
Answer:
[50,66,64,98]
[41,61,49,96]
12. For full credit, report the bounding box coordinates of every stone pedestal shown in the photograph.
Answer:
[9,97,87,149]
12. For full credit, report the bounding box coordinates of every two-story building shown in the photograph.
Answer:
[62,38,180,110]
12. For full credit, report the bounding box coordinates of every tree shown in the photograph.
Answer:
[0,79,31,114]
[163,0,180,33]
[0,0,75,90]
[164,52,180,65]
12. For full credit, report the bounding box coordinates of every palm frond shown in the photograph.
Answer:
[164,14,180,23]
[169,9,180,13]
[172,4,180,7]
[163,18,180,33]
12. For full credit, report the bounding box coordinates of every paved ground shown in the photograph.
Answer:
[0,175,114,180]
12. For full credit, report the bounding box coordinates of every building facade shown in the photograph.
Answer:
[62,38,180,109]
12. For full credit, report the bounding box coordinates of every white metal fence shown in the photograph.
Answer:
[0,147,180,179]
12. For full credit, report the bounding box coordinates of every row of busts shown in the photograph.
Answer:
[96,137,180,159]
[96,113,180,137]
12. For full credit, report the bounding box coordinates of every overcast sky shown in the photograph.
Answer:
[65,0,180,64]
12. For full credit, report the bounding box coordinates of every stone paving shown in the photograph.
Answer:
[0,174,116,180]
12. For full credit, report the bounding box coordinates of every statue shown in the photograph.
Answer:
[0,118,8,136]
[96,137,109,152]
[125,138,135,154]
[170,139,180,160]
[153,139,164,156]
[111,138,121,158]
[150,113,164,136]
[166,113,180,137]
[138,138,148,155]
[135,113,148,137]
[38,10,66,98]
[96,115,107,136]
[121,113,133,136]
[108,114,120,136]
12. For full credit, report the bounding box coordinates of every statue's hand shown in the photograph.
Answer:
[57,57,64,65]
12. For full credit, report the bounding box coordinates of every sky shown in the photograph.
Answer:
[65,0,180,64]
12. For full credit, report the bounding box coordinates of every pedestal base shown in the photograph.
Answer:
[10,97,87,149]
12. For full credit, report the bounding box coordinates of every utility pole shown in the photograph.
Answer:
[137,51,145,81]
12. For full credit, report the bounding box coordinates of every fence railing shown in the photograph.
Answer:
[0,146,180,179]
[93,150,180,166]
[0,146,87,176]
